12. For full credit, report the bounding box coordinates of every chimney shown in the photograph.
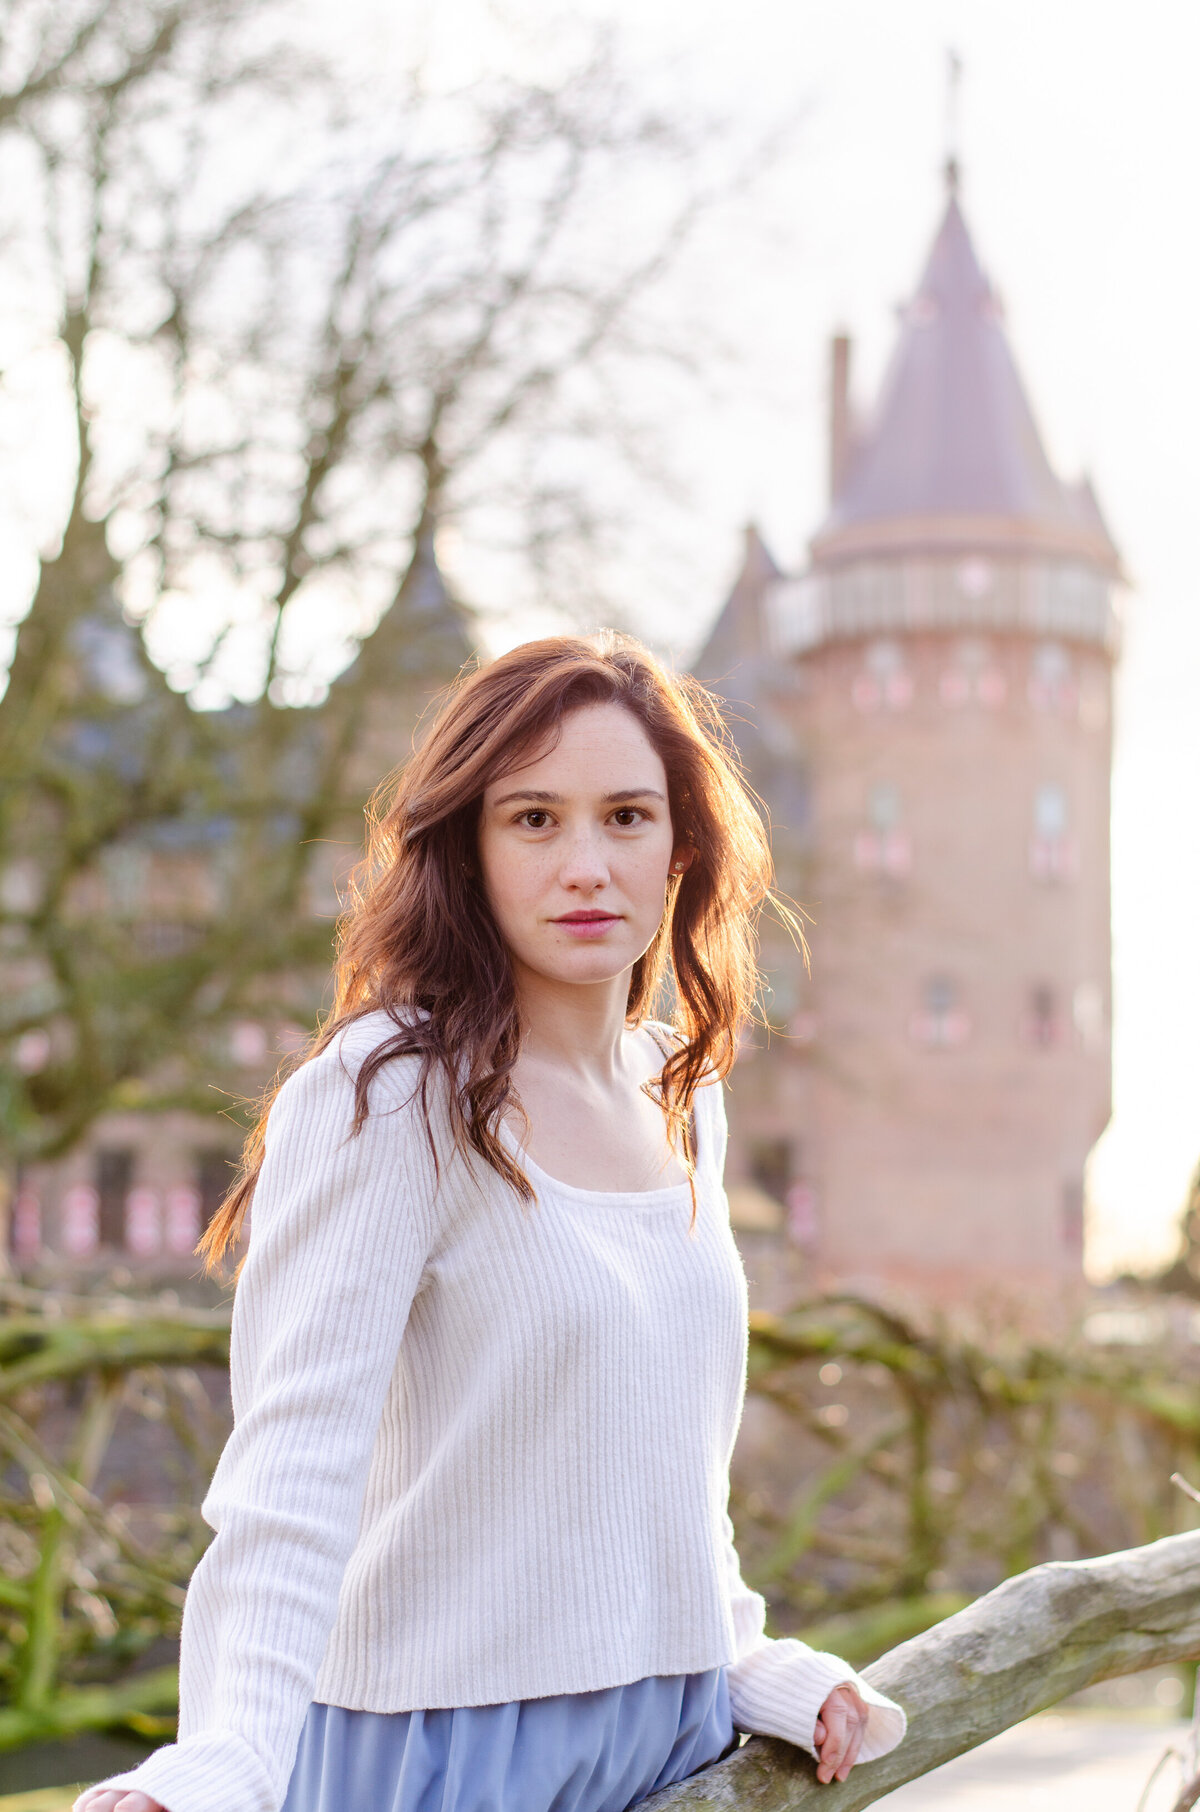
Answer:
[829,332,852,501]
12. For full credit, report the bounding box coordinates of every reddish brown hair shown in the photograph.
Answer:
[200,630,784,1265]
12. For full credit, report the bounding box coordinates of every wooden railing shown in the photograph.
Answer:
[647,1529,1200,1808]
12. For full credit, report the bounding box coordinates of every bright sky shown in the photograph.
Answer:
[368,0,1198,1279]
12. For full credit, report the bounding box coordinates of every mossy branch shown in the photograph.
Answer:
[0,1314,231,1398]
[0,1665,178,1753]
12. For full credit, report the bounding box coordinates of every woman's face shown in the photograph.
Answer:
[477,701,688,995]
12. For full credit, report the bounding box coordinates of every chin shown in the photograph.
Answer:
[553,956,634,986]
[522,945,639,988]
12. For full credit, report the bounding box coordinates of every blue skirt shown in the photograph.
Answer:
[281,1668,737,1812]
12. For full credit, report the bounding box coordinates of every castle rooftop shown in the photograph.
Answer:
[812,176,1120,575]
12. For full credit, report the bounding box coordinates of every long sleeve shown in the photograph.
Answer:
[92,1039,436,1812]
[721,1512,906,1762]
[698,1070,905,1763]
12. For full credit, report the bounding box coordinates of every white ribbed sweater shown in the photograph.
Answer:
[100,1012,905,1812]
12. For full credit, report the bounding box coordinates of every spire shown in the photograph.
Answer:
[694,525,810,854]
[811,184,1119,573]
[693,522,781,704]
[351,512,474,689]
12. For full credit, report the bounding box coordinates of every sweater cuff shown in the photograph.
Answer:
[727,1637,907,1763]
[88,1730,277,1812]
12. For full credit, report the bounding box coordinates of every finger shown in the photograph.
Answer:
[817,1706,849,1783]
[819,1717,844,1775]
[813,1719,826,1744]
[820,1703,848,1751]
[116,1797,160,1812]
[835,1725,864,1781]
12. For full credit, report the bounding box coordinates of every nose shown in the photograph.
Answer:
[557,826,610,892]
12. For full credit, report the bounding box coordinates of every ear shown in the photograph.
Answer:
[670,847,696,876]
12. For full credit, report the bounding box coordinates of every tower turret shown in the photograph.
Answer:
[703,177,1120,1308]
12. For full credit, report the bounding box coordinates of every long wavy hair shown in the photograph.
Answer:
[200,630,785,1266]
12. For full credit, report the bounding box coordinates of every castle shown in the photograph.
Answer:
[7,170,1119,1305]
[699,167,1119,1305]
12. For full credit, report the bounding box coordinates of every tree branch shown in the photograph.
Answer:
[646,1530,1200,1809]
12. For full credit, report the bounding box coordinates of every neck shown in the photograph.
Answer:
[512,964,635,1084]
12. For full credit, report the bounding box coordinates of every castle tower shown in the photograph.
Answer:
[698,171,1121,1304]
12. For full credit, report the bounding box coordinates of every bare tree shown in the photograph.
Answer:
[0,0,744,1182]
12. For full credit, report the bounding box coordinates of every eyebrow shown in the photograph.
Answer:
[489,787,667,808]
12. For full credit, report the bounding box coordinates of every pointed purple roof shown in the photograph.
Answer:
[812,189,1119,572]
[345,515,474,689]
[694,522,780,699]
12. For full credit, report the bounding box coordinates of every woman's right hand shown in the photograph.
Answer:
[73,1790,166,1812]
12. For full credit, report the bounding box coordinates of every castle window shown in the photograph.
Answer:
[1029,642,1076,713]
[125,1188,162,1256]
[749,1138,793,1204]
[852,639,913,712]
[164,1185,202,1255]
[8,1173,40,1262]
[1025,984,1062,1048]
[96,1149,134,1250]
[197,1151,236,1230]
[60,1183,99,1257]
[939,639,1007,709]
[868,782,900,830]
[785,1181,820,1249]
[1034,784,1066,838]
[854,782,912,875]
[1029,784,1077,880]
[910,975,969,1047]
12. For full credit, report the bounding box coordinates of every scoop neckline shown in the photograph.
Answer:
[497,1022,699,1210]
[497,1117,695,1210]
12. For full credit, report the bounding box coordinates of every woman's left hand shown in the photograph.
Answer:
[813,1681,870,1784]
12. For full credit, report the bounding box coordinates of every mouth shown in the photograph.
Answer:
[552,910,622,936]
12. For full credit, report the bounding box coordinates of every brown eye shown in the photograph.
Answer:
[520,810,550,829]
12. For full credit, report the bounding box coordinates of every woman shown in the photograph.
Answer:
[78,633,905,1812]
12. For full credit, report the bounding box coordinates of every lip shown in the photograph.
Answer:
[552,911,622,937]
